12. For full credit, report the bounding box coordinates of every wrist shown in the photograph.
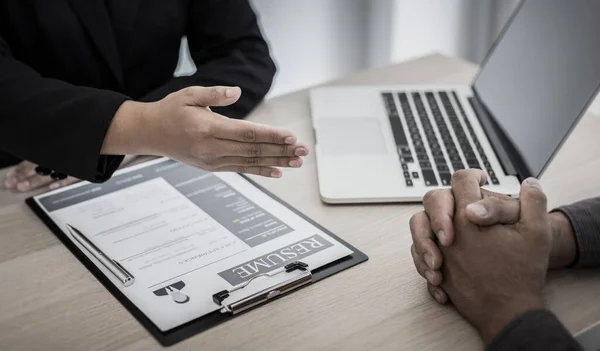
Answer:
[478,294,543,344]
[548,211,577,269]
[101,100,158,156]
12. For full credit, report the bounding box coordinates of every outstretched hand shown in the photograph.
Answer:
[102,86,309,178]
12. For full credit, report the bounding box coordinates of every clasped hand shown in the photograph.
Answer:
[409,170,575,343]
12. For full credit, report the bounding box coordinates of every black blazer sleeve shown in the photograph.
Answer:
[139,0,276,119]
[487,309,583,351]
[554,197,600,268]
[0,35,128,182]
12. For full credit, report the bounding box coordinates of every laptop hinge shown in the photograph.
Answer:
[468,91,531,180]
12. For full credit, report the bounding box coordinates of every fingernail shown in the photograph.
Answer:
[270,170,281,178]
[525,178,542,190]
[6,170,15,178]
[289,160,301,168]
[49,183,60,190]
[425,271,435,284]
[433,289,443,302]
[467,203,488,218]
[284,136,296,145]
[424,253,435,269]
[225,87,238,98]
[437,230,447,244]
[295,147,308,157]
[17,180,30,191]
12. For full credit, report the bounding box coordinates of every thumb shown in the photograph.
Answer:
[465,195,520,226]
[518,178,548,227]
[183,86,241,107]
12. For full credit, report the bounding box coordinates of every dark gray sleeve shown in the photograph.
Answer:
[487,309,583,351]
[554,197,600,268]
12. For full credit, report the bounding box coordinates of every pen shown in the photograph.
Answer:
[66,224,135,287]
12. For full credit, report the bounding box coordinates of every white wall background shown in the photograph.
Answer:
[250,0,368,97]
[176,0,600,114]
[251,0,520,97]
[176,0,370,98]
[176,0,520,96]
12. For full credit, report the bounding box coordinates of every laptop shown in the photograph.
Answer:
[309,0,600,203]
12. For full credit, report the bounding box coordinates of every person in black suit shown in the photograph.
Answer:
[1,0,309,192]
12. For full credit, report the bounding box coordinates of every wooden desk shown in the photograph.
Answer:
[1,54,599,351]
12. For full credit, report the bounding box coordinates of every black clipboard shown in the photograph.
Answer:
[26,162,368,347]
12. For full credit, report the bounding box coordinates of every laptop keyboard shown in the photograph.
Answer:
[453,92,499,185]
[382,91,499,187]
[412,93,442,186]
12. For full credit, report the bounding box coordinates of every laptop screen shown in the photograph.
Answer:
[473,0,600,177]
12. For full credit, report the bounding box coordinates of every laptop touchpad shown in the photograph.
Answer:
[317,118,388,155]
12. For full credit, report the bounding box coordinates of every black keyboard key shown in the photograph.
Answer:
[382,93,409,147]
[415,147,427,154]
[434,157,446,165]
[437,165,449,172]
[452,163,465,171]
[483,161,491,168]
[382,92,394,102]
[432,150,443,157]
[406,179,414,187]
[419,161,432,169]
[491,177,500,185]
[402,163,408,171]
[413,93,446,164]
[422,170,438,186]
[389,119,408,147]
[464,151,476,159]
[417,153,429,161]
[399,146,411,155]
[488,170,495,177]
[403,171,410,178]
[402,156,414,163]
[449,155,462,163]
[439,173,452,186]
[412,172,419,179]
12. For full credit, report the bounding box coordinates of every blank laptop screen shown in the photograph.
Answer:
[473,0,600,176]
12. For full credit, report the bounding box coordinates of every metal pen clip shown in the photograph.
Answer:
[212,261,312,315]
[66,224,135,287]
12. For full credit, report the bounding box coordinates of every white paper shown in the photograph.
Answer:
[34,158,353,331]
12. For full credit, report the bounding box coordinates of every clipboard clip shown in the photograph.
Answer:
[212,261,312,315]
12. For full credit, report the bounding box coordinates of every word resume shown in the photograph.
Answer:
[34,158,353,331]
